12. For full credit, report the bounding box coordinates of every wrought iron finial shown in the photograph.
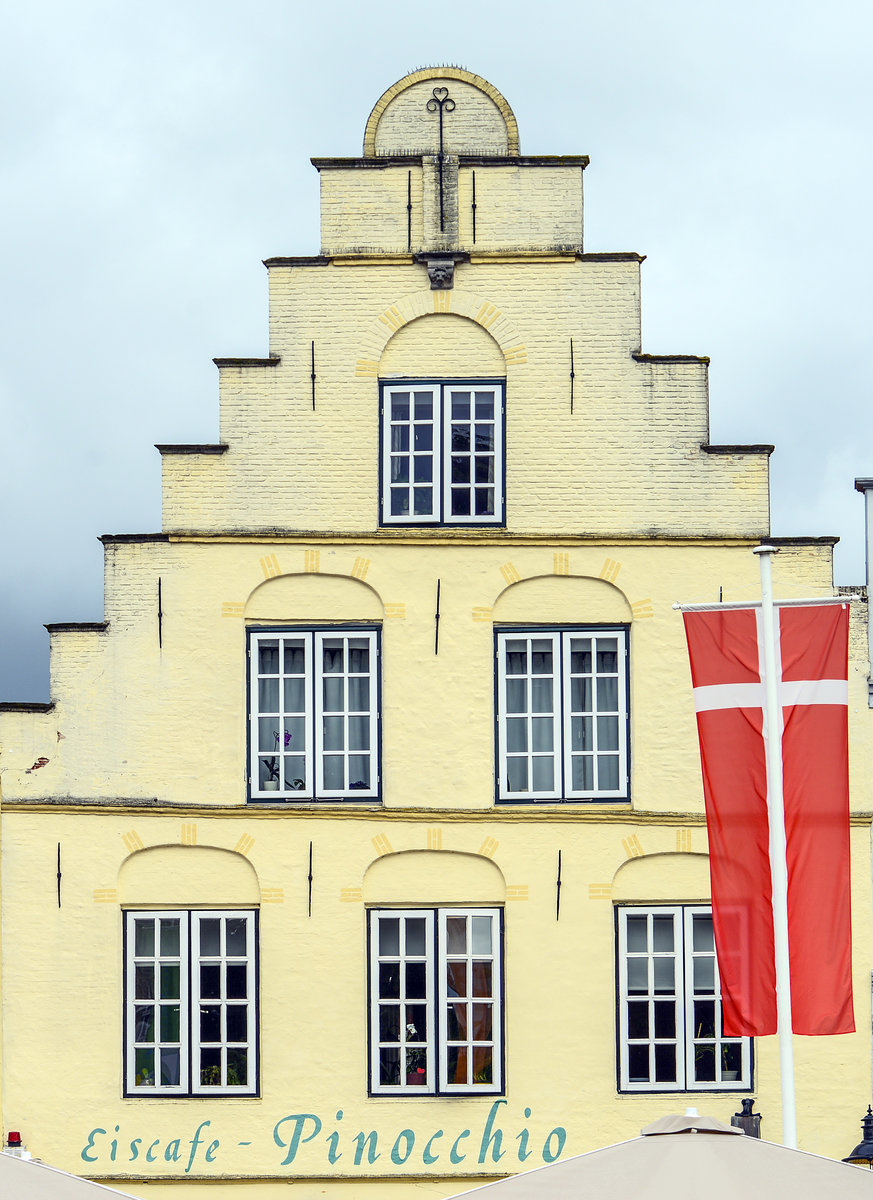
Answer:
[426,87,456,232]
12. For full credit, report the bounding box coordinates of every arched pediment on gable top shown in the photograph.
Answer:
[364,68,519,158]
[245,572,383,623]
[612,852,711,903]
[492,574,633,625]
[363,850,506,906]
[118,845,260,907]
[380,313,505,379]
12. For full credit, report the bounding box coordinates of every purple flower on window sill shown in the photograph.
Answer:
[264,730,292,784]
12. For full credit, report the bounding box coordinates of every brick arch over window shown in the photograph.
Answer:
[118,845,260,907]
[379,313,505,378]
[612,851,712,903]
[356,291,527,379]
[363,850,506,906]
[492,574,633,624]
[245,572,383,623]
[364,67,519,157]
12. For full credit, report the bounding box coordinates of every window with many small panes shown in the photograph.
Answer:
[381,381,504,525]
[496,628,629,801]
[125,910,257,1096]
[369,908,503,1095]
[617,906,751,1092]
[248,628,379,801]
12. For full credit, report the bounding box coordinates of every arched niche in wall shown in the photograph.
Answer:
[118,845,260,908]
[492,574,633,625]
[363,850,506,907]
[612,852,711,904]
[380,314,505,380]
[245,572,383,623]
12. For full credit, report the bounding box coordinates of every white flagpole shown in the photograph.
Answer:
[753,544,797,1149]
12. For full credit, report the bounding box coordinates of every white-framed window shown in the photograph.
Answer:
[248,627,379,800]
[381,381,504,525]
[617,905,751,1092]
[125,910,257,1096]
[496,627,629,801]
[369,908,503,1095]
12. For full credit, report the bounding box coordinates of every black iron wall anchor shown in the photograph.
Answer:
[426,86,456,233]
[569,339,576,414]
[407,170,413,251]
[310,341,316,410]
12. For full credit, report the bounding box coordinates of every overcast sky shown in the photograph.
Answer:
[2,0,871,701]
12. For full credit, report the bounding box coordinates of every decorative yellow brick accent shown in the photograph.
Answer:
[478,837,499,858]
[472,606,493,622]
[600,558,622,583]
[506,885,529,901]
[553,552,569,576]
[589,884,612,900]
[372,833,393,856]
[181,823,197,846]
[378,305,406,333]
[500,562,521,585]
[475,303,501,329]
[631,598,655,619]
[676,829,693,853]
[222,601,244,618]
[234,834,255,857]
[352,556,371,580]
[340,887,364,903]
[122,831,144,854]
[427,827,443,850]
[357,288,527,369]
[93,889,118,903]
[260,554,280,579]
[304,549,321,573]
[261,888,285,903]
[622,835,644,859]
[433,291,451,313]
[384,603,406,619]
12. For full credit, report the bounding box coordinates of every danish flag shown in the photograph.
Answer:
[682,601,854,1037]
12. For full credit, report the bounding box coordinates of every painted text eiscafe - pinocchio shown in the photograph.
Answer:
[81,1102,567,1174]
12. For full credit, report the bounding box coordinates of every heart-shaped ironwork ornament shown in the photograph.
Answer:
[427,86,455,114]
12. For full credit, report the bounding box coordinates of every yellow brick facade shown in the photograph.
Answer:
[1,67,870,1196]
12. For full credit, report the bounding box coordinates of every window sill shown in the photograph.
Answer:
[248,796,382,806]
[496,797,631,805]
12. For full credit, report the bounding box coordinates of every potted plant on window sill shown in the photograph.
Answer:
[695,1031,741,1083]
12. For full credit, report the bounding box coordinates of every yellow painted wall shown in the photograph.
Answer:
[161,259,769,538]
[456,166,584,251]
[0,811,870,1195]
[317,164,584,255]
[0,539,855,809]
[320,167,422,255]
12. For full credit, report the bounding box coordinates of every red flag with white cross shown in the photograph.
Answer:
[682,601,854,1037]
